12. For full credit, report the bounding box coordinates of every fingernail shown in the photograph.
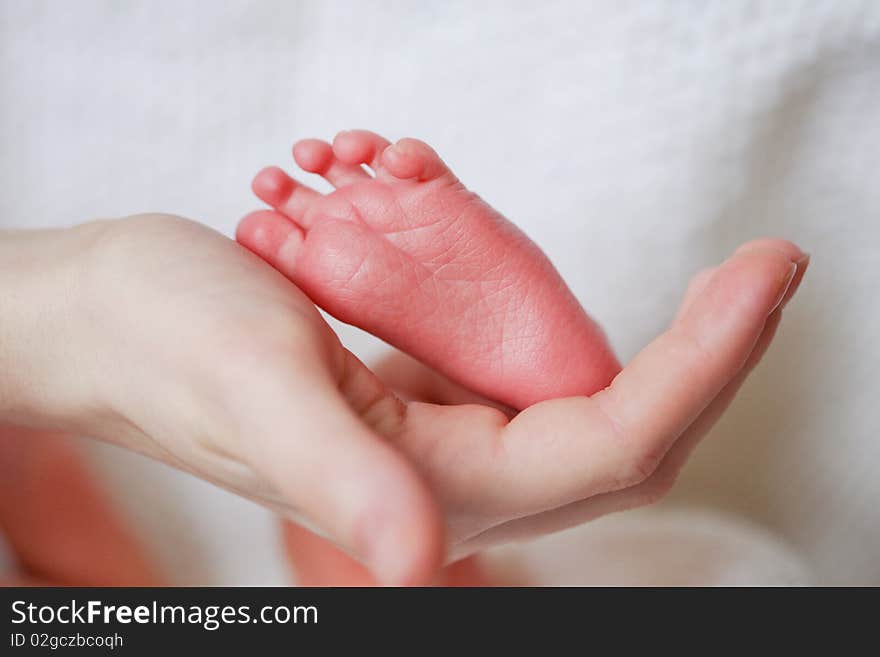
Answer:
[771,262,798,314]
[780,252,810,309]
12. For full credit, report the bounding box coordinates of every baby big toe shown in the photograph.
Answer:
[237,209,305,278]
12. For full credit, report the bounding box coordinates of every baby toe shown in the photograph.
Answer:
[252,166,320,223]
[236,209,305,277]
[382,138,455,182]
[294,138,371,188]
[332,130,392,173]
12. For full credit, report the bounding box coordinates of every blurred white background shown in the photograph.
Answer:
[1,0,878,584]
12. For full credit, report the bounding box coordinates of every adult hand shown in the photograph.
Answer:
[0,215,442,585]
[396,239,809,556]
[282,240,808,582]
[382,239,807,559]
[0,215,807,583]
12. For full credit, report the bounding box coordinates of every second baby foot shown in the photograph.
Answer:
[237,130,620,409]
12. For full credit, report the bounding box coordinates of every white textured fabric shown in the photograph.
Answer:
[487,508,813,586]
[1,0,878,585]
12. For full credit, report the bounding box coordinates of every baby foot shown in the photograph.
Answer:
[237,130,620,409]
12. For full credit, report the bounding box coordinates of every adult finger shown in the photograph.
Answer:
[241,348,443,586]
[455,245,808,553]
[459,308,784,554]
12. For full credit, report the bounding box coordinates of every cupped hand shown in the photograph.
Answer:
[381,239,807,559]
[0,214,807,585]
[283,239,808,581]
